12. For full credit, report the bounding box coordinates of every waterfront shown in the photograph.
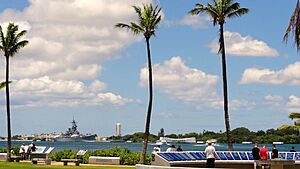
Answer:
[1,141,300,153]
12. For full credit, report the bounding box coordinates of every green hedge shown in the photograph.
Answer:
[49,146,151,165]
[0,146,20,156]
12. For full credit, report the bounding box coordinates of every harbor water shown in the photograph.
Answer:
[1,141,300,153]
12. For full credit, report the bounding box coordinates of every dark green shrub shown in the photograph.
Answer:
[49,149,77,161]
[0,146,20,156]
[49,146,151,165]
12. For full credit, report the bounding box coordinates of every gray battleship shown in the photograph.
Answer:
[53,119,97,142]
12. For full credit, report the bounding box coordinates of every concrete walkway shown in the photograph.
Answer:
[136,164,235,169]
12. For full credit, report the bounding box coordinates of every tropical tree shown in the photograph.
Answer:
[0,23,28,161]
[284,0,300,50]
[115,4,161,164]
[289,112,300,126]
[189,0,248,151]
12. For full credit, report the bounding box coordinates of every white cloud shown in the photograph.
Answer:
[0,0,158,108]
[209,31,279,57]
[139,56,219,102]
[240,62,300,85]
[287,95,300,113]
[178,15,210,29]
[0,0,155,80]
[230,99,256,110]
[159,112,173,119]
[8,76,132,107]
[139,56,262,111]
[89,80,107,92]
[264,95,284,106]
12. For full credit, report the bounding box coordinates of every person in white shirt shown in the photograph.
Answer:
[166,145,176,152]
[19,143,26,160]
[204,141,216,168]
[153,145,161,153]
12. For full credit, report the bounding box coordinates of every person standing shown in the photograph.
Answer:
[177,145,183,151]
[153,145,161,153]
[259,144,269,169]
[290,146,296,152]
[260,144,268,160]
[252,143,260,169]
[19,143,26,160]
[271,144,278,159]
[166,145,176,152]
[252,143,260,160]
[205,141,216,168]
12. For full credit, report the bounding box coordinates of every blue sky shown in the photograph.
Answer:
[0,0,299,137]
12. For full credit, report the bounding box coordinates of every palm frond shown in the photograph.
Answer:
[227,8,249,18]
[13,30,27,46]
[0,81,11,89]
[10,40,29,56]
[115,23,132,29]
[6,23,19,49]
[115,3,161,39]
[191,0,248,26]
[0,23,28,57]
[284,0,300,50]
[0,26,6,50]
[189,3,206,15]
[130,22,144,35]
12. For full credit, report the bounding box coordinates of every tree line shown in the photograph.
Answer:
[109,126,300,144]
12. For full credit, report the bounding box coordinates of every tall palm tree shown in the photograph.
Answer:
[115,4,161,164]
[189,0,248,151]
[0,23,28,162]
[284,0,300,50]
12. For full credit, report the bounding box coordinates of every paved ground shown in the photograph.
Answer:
[21,160,132,167]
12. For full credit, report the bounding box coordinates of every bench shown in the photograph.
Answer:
[32,158,51,165]
[11,155,20,162]
[61,159,82,166]
[60,149,87,166]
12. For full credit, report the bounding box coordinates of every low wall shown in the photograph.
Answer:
[0,153,7,161]
[152,152,300,169]
[88,156,120,165]
[169,160,254,169]
[136,164,234,169]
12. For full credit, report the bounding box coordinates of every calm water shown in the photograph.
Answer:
[1,141,300,153]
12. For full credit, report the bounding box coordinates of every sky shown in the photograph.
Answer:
[0,0,299,137]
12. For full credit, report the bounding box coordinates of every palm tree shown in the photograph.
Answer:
[189,0,248,151]
[284,0,300,50]
[115,4,161,164]
[0,23,28,162]
[289,112,300,126]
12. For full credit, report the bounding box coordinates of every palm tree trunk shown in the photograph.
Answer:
[219,23,233,151]
[140,37,153,164]
[5,55,12,162]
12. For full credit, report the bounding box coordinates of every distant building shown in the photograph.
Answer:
[116,123,121,136]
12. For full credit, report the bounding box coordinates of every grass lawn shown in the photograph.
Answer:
[0,162,135,169]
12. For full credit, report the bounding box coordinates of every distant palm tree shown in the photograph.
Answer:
[289,112,300,126]
[115,4,161,164]
[0,23,28,162]
[189,0,248,151]
[284,0,300,50]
